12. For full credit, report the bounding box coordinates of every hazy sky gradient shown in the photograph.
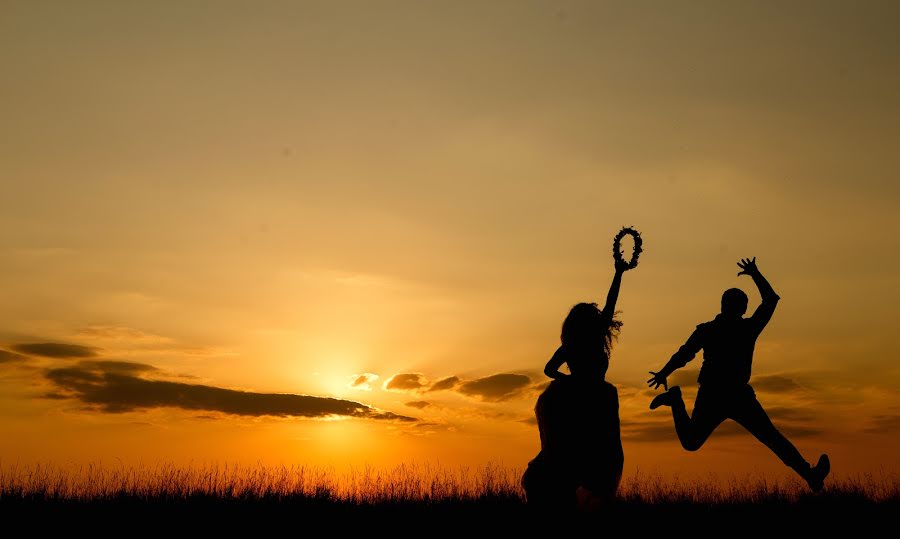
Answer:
[2,1,899,478]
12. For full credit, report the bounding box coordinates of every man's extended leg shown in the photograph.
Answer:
[731,387,830,490]
[654,387,725,451]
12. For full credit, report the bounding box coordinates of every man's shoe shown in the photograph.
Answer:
[804,454,830,492]
[649,386,682,410]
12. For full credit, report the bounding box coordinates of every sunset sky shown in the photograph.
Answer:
[2,1,899,480]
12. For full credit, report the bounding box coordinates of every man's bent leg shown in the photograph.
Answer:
[673,387,726,452]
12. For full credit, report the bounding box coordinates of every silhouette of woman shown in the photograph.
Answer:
[522,247,632,510]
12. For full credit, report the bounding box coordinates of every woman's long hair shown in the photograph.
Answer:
[560,302,622,358]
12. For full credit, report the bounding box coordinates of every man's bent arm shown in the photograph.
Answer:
[752,269,780,304]
[745,261,780,332]
[659,328,704,377]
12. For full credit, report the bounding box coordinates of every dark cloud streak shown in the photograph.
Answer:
[663,371,805,394]
[457,373,532,402]
[669,370,700,387]
[384,373,427,391]
[427,376,460,392]
[11,342,98,358]
[45,362,414,422]
[623,417,823,443]
[0,349,28,363]
[751,374,802,393]
[863,414,900,434]
[621,422,679,443]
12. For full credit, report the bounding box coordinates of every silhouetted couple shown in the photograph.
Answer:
[523,255,830,511]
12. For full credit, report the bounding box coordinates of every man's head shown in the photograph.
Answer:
[721,288,748,318]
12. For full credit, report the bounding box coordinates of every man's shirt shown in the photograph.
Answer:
[665,295,779,387]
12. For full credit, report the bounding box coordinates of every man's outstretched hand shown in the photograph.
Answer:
[737,257,759,277]
[647,371,668,390]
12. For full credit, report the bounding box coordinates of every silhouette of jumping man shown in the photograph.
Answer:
[523,252,631,510]
[647,257,831,491]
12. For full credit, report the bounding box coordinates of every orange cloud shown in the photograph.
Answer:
[427,376,460,392]
[456,374,533,402]
[384,373,428,392]
[405,401,431,409]
[349,373,379,391]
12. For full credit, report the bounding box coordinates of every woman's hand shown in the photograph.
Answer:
[545,371,570,381]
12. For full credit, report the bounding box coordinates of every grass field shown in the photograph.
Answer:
[2,463,897,530]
